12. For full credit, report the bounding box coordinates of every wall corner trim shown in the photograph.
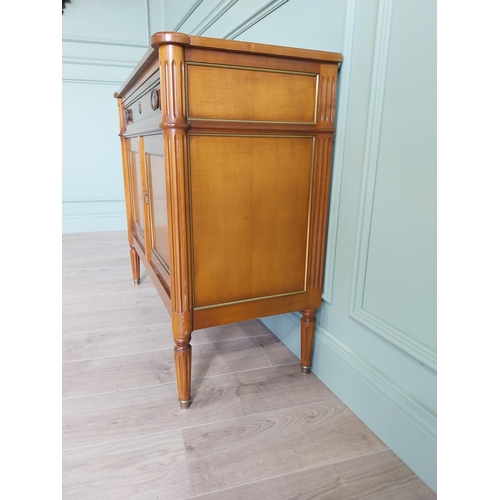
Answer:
[322,0,357,304]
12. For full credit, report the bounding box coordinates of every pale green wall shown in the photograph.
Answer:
[62,0,437,491]
[62,0,149,232]
[257,0,437,490]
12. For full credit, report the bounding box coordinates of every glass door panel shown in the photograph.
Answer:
[129,150,145,240]
[143,133,171,290]
[147,153,171,274]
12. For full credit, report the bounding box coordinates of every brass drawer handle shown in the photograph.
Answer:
[150,89,160,111]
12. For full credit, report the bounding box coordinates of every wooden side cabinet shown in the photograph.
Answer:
[114,32,342,409]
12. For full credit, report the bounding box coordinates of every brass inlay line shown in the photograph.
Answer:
[152,248,170,275]
[188,133,316,138]
[194,290,307,311]
[188,117,316,125]
[186,60,318,76]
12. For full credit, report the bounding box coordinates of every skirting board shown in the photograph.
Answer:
[261,312,437,493]
[62,201,127,233]
[62,213,127,233]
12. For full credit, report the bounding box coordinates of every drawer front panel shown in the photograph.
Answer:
[186,63,318,124]
[123,70,161,134]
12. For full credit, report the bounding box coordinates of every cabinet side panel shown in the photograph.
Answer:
[189,135,314,309]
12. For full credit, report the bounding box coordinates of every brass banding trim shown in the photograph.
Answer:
[194,290,307,311]
[186,60,319,76]
[152,248,170,275]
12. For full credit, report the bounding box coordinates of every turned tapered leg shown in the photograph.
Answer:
[129,246,140,284]
[301,309,317,374]
[174,336,192,409]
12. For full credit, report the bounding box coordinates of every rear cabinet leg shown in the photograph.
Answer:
[300,309,317,374]
[129,246,140,284]
[174,335,192,409]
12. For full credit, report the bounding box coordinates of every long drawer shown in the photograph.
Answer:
[122,69,161,136]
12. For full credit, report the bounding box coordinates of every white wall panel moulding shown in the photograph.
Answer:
[62,61,133,85]
[63,56,139,69]
[190,0,239,36]
[61,37,150,48]
[349,0,436,371]
[224,0,290,40]
[174,0,205,31]
[350,306,437,372]
[62,0,150,47]
[62,79,125,86]
[282,311,436,437]
[172,0,288,38]
[62,41,146,65]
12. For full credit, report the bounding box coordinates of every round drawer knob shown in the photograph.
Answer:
[124,108,133,124]
[150,89,160,111]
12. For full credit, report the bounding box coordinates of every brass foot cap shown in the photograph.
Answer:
[179,399,192,410]
[301,366,311,374]
[133,279,140,285]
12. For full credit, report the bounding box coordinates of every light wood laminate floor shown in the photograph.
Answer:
[62,231,436,499]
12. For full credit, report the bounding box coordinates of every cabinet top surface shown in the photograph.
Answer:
[115,31,343,98]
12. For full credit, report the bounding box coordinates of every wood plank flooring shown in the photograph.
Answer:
[62,230,436,499]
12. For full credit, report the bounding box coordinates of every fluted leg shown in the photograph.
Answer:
[174,336,192,409]
[130,246,140,284]
[301,309,317,374]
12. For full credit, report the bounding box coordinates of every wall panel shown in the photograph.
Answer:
[257,0,437,491]
[62,0,150,46]
[234,0,346,49]
[359,0,437,354]
[62,0,150,232]
[62,82,126,231]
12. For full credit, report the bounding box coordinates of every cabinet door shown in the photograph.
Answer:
[128,137,146,251]
[190,134,313,309]
[143,134,171,290]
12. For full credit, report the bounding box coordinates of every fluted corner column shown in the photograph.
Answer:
[129,247,140,284]
[115,95,139,284]
[158,40,194,409]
